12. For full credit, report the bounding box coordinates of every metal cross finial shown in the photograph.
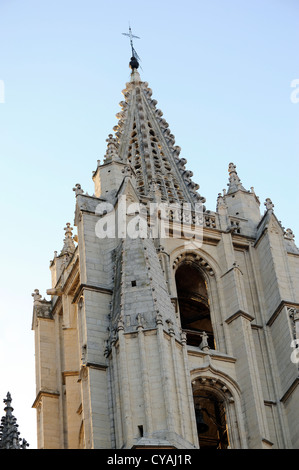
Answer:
[122,25,141,69]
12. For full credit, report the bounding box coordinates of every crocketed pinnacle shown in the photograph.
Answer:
[102,70,205,208]
[227,162,246,194]
[60,222,76,255]
[0,392,29,449]
[103,134,120,163]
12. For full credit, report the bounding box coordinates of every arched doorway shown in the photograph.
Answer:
[193,389,229,449]
[175,262,215,349]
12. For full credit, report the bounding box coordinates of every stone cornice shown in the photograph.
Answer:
[62,371,80,385]
[264,400,277,406]
[280,377,299,403]
[72,283,113,304]
[266,300,299,327]
[86,362,107,371]
[225,310,255,324]
[251,323,263,330]
[187,346,237,363]
[32,390,60,409]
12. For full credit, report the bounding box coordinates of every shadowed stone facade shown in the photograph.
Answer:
[32,65,299,449]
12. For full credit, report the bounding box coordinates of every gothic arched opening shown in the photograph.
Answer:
[193,389,229,449]
[175,263,215,348]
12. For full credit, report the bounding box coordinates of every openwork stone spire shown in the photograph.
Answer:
[0,393,29,449]
[104,70,205,207]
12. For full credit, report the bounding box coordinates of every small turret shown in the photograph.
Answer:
[92,134,129,199]
[49,223,76,289]
[217,163,261,235]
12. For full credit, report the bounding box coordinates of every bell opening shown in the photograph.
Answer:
[193,390,230,449]
[175,263,215,349]
[195,407,209,434]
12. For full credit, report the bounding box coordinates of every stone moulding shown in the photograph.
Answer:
[191,371,240,402]
[172,251,215,276]
[31,298,53,329]
[72,283,113,304]
[33,303,53,320]
[32,390,60,409]
[225,309,255,325]
[280,378,299,403]
[266,300,299,327]
[187,345,237,363]
[62,371,80,385]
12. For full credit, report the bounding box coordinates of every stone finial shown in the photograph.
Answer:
[264,198,274,211]
[284,228,295,241]
[227,162,245,194]
[3,392,12,411]
[216,192,227,212]
[122,165,134,178]
[104,134,119,162]
[64,222,73,237]
[73,184,84,196]
[60,223,75,255]
[32,289,42,303]
[228,162,237,173]
[21,438,29,449]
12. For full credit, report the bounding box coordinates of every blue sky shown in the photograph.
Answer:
[0,0,298,449]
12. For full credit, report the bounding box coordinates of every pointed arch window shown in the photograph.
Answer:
[175,263,215,349]
[193,389,229,449]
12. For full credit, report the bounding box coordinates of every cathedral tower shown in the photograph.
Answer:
[32,52,299,449]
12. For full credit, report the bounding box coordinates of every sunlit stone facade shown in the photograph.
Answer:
[32,65,299,449]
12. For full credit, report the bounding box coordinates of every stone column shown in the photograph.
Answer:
[136,314,154,437]
[155,314,176,434]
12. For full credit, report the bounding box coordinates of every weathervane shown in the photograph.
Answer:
[122,25,141,70]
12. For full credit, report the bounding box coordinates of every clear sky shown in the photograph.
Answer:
[0,0,298,449]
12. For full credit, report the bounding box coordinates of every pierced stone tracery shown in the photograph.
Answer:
[106,72,206,207]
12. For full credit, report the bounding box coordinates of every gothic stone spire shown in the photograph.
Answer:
[98,69,205,208]
[0,393,29,449]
